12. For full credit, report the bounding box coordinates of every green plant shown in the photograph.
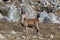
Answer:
[0,9,9,16]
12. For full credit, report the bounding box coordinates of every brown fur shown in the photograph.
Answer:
[21,14,40,35]
[24,19,39,25]
[22,19,40,32]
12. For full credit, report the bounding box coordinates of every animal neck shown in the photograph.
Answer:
[21,16,24,23]
[21,14,26,23]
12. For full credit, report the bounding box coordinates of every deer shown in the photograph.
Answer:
[20,13,41,37]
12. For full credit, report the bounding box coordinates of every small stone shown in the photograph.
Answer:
[50,34,54,39]
[38,36,44,40]
[0,34,5,38]
[39,37,41,39]
[16,37,21,40]
[33,35,36,38]
[10,31,17,34]
[58,26,60,28]
[22,36,26,39]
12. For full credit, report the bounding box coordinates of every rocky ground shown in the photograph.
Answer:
[0,21,60,40]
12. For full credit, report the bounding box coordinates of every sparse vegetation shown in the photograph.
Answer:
[0,0,60,40]
[0,9,8,16]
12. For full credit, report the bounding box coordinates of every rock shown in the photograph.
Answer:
[16,37,21,40]
[0,34,5,38]
[22,36,26,39]
[50,34,54,39]
[5,4,20,22]
[10,31,17,34]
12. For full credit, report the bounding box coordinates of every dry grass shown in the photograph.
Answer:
[0,21,60,40]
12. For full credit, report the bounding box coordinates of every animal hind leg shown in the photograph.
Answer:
[35,23,40,33]
[35,23,43,36]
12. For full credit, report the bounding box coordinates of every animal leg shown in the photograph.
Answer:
[25,24,28,40]
[25,23,28,34]
[35,23,40,33]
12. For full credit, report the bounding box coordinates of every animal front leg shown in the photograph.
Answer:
[26,25,28,35]
[25,25,28,40]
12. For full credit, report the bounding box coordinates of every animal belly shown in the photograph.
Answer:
[28,24,35,27]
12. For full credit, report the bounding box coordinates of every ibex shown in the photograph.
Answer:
[20,13,41,35]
